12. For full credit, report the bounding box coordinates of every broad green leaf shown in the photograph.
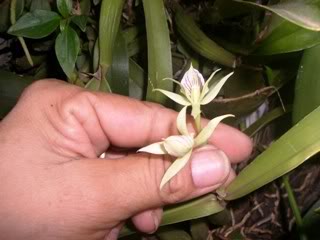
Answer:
[138,142,166,155]
[107,30,129,96]
[15,0,25,19]
[235,0,320,31]
[0,0,10,32]
[293,44,320,124]
[195,114,234,147]
[201,72,234,105]
[160,150,192,189]
[30,0,51,11]
[120,194,224,237]
[57,0,73,18]
[71,15,88,32]
[143,0,173,105]
[225,106,320,200]
[8,10,60,39]
[55,25,80,79]
[154,89,191,106]
[254,18,320,55]
[177,106,189,136]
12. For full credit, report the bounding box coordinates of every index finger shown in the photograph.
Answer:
[84,91,252,163]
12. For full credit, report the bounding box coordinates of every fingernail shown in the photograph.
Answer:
[150,208,163,233]
[191,147,230,188]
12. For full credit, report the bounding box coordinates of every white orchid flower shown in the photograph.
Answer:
[138,106,233,189]
[155,64,234,119]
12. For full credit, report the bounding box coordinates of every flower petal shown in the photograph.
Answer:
[194,114,234,147]
[200,72,234,105]
[163,135,194,157]
[154,89,191,106]
[160,150,193,189]
[138,142,167,155]
[181,64,205,96]
[177,106,189,135]
[200,68,221,100]
[163,77,182,86]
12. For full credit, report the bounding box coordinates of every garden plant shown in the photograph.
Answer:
[1,0,320,239]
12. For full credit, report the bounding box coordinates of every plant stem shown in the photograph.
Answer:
[195,115,201,133]
[10,0,34,67]
[282,174,307,240]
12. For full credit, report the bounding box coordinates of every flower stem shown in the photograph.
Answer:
[10,0,34,67]
[195,115,201,133]
[282,174,307,240]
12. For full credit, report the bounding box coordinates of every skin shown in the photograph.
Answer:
[0,80,252,240]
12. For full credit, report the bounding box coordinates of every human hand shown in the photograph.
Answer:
[0,80,252,240]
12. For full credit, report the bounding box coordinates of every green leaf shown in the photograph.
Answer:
[15,0,25,19]
[160,150,192,189]
[99,0,125,75]
[254,18,320,55]
[175,5,236,68]
[225,106,320,200]
[30,0,51,11]
[8,10,60,39]
[0,70,35,119]
[107,30,129,96]
[157,228,192,240]
[143,0,173,105]
[235,0,320,31]
[129,59,145,100]
[293,44,320,124]
[195,114,234,147]
[57,0,73,18]
[71,15,88,32]
[302,198,320,239]
[244,106,292,137]
[55,25,80,79]
[120,194,224,237]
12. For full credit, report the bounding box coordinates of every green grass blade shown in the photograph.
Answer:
[244,105,292,137]
[224,105,320,200]
[174,6,236,68]
[98,0,125,75]
[119,194,223,237]
[142,0,173,105]
[293,44,320,124]
[235,0,320,31]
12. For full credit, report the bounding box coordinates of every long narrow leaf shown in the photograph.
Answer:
[143,0,173,105]
[225,106,320,200]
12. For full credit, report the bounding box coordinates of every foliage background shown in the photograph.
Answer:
[1,0,320,239]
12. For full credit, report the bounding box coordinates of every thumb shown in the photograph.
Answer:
[68,146,231,218]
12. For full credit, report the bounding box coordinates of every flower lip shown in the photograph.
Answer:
[181,64,205,96]
[163,135,194,157]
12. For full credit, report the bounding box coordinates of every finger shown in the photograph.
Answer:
[131,208,163,234]
[53,85,252,162]
[66,145,232,220]
[104,222,123,240]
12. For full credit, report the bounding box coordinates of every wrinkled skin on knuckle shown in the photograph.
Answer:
[144,154,194,206]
